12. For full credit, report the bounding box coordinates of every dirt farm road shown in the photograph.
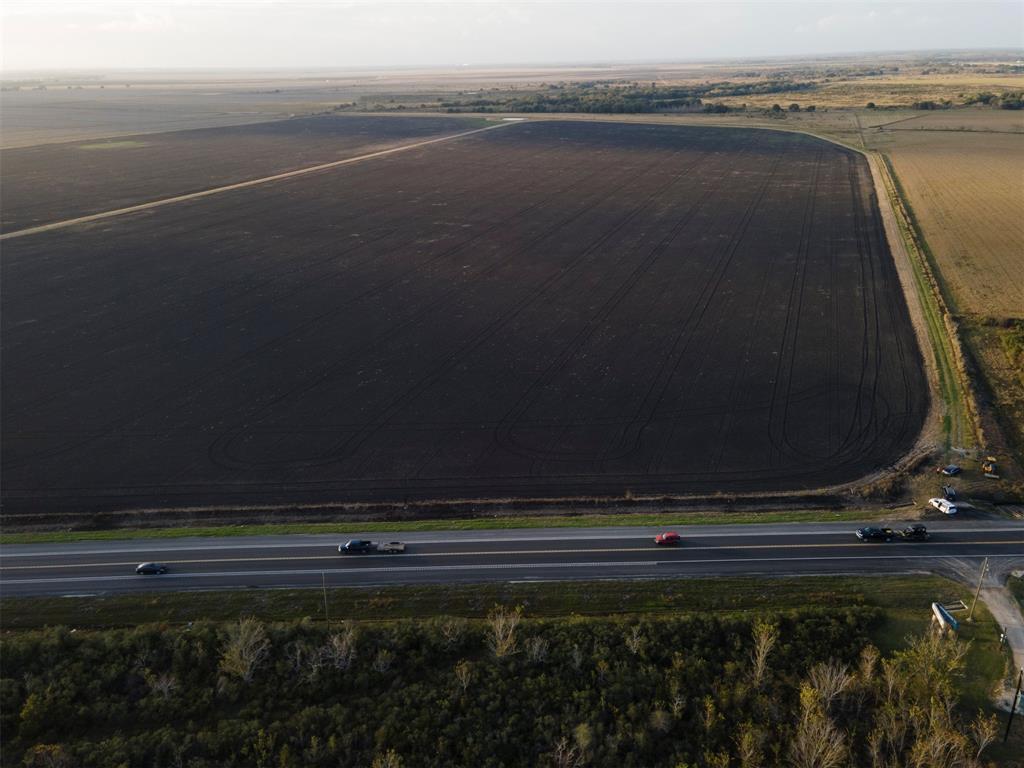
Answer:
[0,121,513,241]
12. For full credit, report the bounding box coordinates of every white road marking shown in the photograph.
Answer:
[4,539,1022,571]
[5,526,1022,558]
[4,552,1023,587]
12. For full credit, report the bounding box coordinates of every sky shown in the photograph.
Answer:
[2,0,1022,72]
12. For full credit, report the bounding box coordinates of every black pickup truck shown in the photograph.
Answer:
[856,524,929,542]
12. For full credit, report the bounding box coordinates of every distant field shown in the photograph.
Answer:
[888,133,1024,318]
[875,108,1024,133]
[0,86,293,148]
[0,114,483,231]
[717,73,1024,110]
[0,121,926,512]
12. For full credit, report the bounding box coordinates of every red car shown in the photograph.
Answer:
[654,532,682,546]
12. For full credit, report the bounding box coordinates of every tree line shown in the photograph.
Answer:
[962,91,1024,109]
[438,81,814,115]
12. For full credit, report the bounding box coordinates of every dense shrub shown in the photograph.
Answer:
[0,607,995,767]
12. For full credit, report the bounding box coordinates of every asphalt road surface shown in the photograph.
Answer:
[2,520,1022,597]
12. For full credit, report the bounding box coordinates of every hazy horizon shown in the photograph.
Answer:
[3,1,1022,73]
[3,47,1023,78]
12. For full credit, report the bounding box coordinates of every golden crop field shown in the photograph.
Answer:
[865,112,1024,319]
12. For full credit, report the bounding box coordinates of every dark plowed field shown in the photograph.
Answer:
[0,114,483,231]
[0,120,927,512]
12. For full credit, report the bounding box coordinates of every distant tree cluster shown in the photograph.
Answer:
[912,99,954,110]
[963,91,1024,109]
[0,608,1000,767]
[437,80,812,115]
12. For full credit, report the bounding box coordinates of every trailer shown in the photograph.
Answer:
[982,456,1000,479]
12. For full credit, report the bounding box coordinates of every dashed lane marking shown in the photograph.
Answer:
[3,540,1022,571]
[4,551,1024,587]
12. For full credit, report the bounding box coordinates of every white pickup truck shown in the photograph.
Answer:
[338,539,406,554]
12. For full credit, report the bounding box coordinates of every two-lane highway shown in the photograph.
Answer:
[2,520,1022,596]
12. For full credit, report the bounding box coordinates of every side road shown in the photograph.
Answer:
[981,575,1024,709]
[941,556,1024,708]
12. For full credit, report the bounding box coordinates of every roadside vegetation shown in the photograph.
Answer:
[1010,575,1024,614]
[2,575,1011,767]
[0,575,960,630]
[962,320,1024,491]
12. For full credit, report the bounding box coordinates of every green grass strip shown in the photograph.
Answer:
[876,153,971,450]
[0,507,891,545]
[0,574,965,635]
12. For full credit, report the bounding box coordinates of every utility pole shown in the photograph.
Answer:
[967,557,989,622]
[1005,668,1023,743]
[322,571,330,632]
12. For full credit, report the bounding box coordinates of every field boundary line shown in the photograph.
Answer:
[0,122,512,241]
[871,152,981,452]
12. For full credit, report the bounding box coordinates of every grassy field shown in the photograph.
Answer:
[713,72,1024,110]
[0,573,978,641]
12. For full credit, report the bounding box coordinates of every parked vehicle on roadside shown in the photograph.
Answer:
[942,484,956,501]
[928,498,958,515]
[937,464,961,476]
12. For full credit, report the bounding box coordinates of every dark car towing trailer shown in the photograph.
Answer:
[856,524,929,542]
[338,540,407,554]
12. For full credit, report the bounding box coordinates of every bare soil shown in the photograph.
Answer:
[1,121,928,514]
[0,114,483,231]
